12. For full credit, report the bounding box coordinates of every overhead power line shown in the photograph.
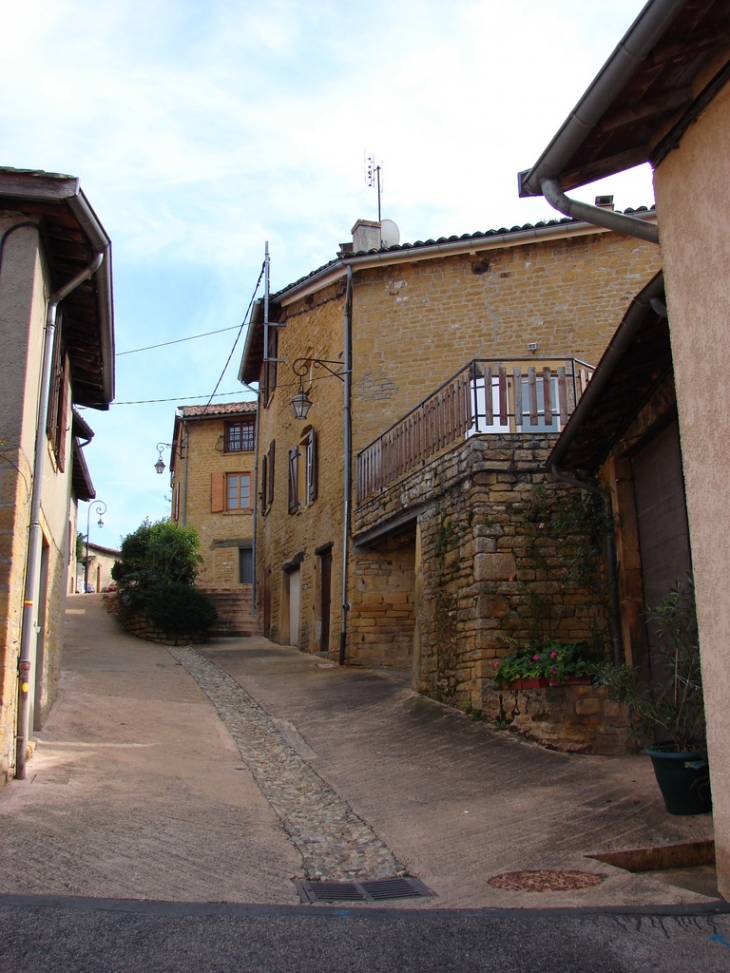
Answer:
[116,324,242,357]
[112,390,248,406]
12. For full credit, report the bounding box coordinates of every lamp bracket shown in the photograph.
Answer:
[292,357,346,382]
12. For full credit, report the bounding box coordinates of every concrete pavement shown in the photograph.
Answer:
[0,594,719,912]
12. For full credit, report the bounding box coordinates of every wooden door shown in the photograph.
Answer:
[289,568,301,647]
[320,551,332,652]
[631,419,692,688]
[263,566,272,638]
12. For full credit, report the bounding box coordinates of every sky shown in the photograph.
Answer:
[1,0,656,548]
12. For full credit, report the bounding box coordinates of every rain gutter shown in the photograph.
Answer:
[518,0,688,198]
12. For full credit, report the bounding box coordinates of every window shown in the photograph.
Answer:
[211,472,251,512]
[516,377,560,433]
[227,473,251,510]
[225,419,255,452]
[239,547,253,584]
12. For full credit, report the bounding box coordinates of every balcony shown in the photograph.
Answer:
[356,358,594,503]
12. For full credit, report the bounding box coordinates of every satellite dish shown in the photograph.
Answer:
[380,219,400,248]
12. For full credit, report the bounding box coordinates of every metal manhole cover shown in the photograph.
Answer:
[488,870,605,892]
[296,876,435,904]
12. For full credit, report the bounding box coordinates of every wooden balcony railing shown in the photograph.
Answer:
[356,358,594,503]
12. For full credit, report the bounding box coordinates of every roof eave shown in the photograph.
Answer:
[519,0,689,197]
[0,169,115,408]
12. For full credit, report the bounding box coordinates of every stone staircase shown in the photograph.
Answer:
[198,585,260,637]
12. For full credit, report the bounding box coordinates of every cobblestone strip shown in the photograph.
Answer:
[168,645,405,882]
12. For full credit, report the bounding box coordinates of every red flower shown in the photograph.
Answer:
[533,654,540,662]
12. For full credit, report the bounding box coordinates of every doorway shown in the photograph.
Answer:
[263,566,272,637]
[631,419,693,688]
[289,567,301,647]
[318,548,332,652]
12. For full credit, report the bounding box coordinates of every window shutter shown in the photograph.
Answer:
[268,440,275,507]
[211,472,225,512]
[260,454,268,507]
[288,446,299,513]
[307,429,317,503]
[56,355,69,472]
[173,482,180,521]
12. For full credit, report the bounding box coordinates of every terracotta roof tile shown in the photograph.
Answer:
[180,401,256,418]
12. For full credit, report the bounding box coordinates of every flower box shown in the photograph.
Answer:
[504,677,550,690]
[547,676,594,687]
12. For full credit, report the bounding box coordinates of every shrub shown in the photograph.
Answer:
[112,518,203,588]
[125,582,217,634]
[597,576,704,752]
[113,518,216,637]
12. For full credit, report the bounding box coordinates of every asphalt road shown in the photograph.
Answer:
[1,897,730,972]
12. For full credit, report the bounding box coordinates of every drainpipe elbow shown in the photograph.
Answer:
[541,178,659,246]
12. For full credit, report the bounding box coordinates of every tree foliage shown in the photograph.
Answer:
[598,575,705,752]
[112,518,216,634]
[112,518,202,587]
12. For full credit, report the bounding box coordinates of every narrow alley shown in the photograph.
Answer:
[0,595,716,910]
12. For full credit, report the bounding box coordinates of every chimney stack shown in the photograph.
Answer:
[351,219,381,253]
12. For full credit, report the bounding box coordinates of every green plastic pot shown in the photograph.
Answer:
[646,746,712,815]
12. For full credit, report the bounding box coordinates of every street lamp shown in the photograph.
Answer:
[155,443,171,475]
[290,357,345,419]
[84,501,107,593]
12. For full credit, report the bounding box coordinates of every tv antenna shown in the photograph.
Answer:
[365,153,383,222]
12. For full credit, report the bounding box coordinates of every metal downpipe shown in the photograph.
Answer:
[339,266,353,665]
[550,464,623,669]
[16,251,104,779]
[541,178,660,246]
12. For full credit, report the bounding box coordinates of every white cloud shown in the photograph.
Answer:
[0,0,656,539]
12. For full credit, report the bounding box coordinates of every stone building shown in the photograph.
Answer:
[77,541,120,594]
[0,167,114,783]
[169,401,258,634]
[239,212,661,710]
[518,0,730,895]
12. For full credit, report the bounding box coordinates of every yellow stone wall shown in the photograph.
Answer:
[351,230,662,453]
[256,226,661,660]
[171,413,256,585]
[256,282,347,653]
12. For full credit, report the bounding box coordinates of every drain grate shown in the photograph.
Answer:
[296,876,435,904]
[488,870,605,892]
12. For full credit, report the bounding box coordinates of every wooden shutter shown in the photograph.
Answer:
[268,440,275,506]
[56,354,69,472]
[173,482,180,521]
[307,429,317,503]
[260,454,268,507]
[211,472,225,512]
[288,446,299,513]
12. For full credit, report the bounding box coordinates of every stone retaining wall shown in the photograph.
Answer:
[105,592,209,645]
[481,683,634,755]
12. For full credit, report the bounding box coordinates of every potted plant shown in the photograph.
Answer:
[599,575,710,815]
